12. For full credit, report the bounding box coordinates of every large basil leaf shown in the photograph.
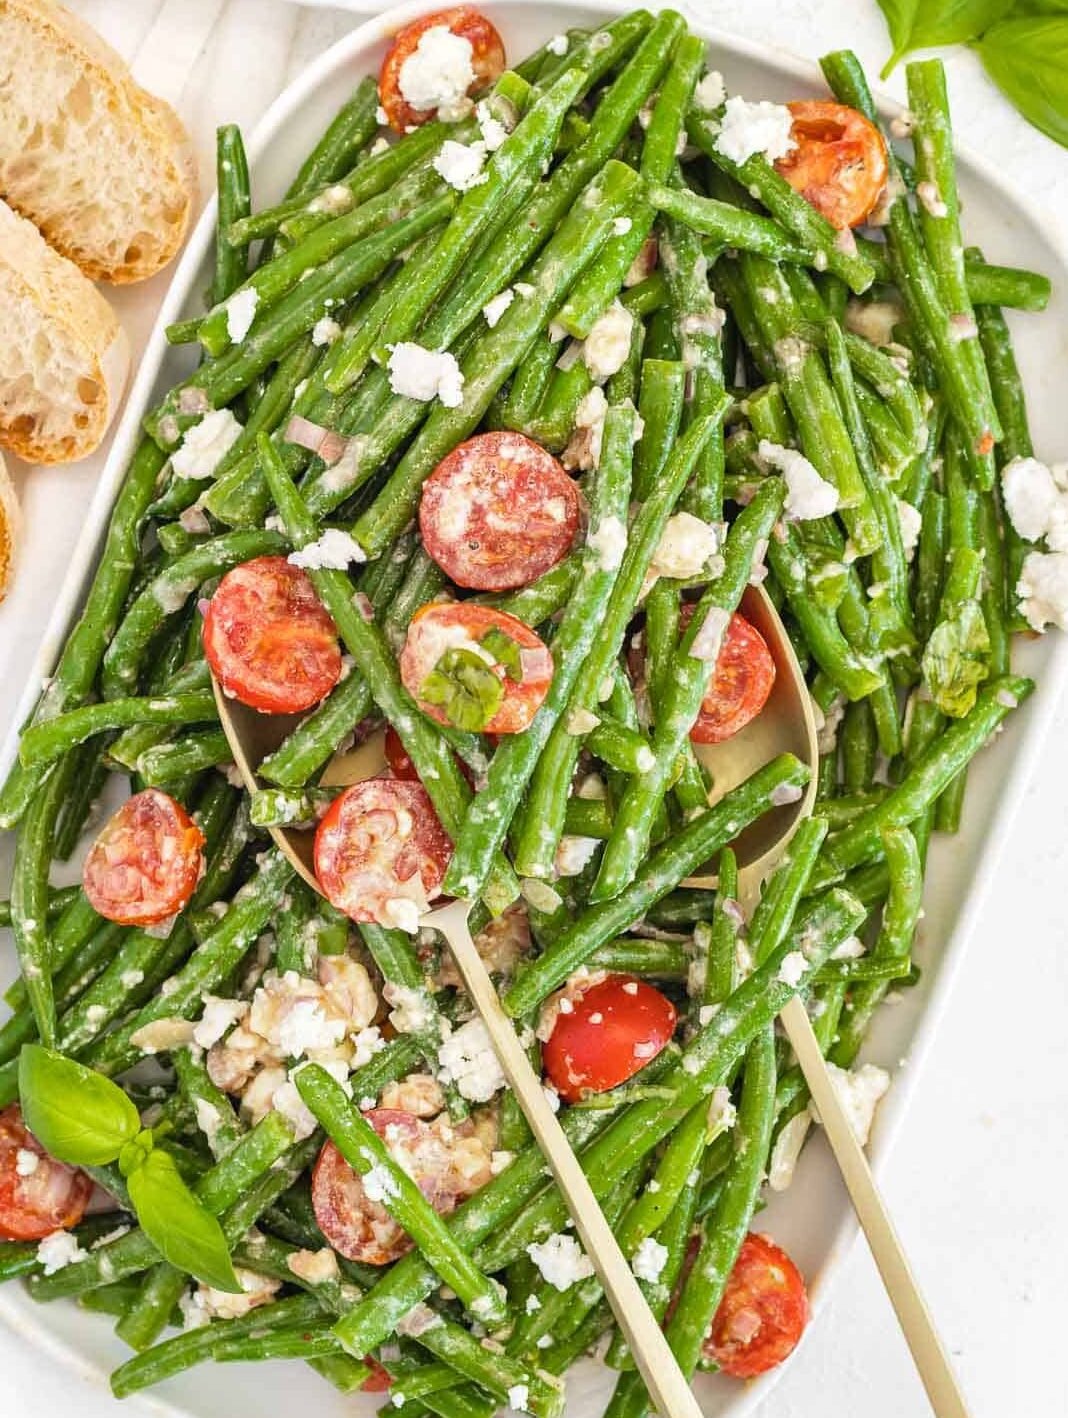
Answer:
[18,1046,140,1166]
[127,1148,242,1293]
[879,0,1015,72]
[977,17,1068,147]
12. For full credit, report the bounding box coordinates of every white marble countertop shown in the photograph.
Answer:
[2,2,1067,1416]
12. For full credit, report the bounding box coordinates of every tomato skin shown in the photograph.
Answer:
[400,602,552,735]
[314,778,452,927]
[703,1233,809,1378]
[203,555,342,715]
[311,1110,464,1265]
[682,609,776,746]
[542,974,677,1103]
[384,724,475,789]
[0,1105,93,1241]
[379,8,506,132]
[774,100,888,230]
[420,432,580,591]
[82,789,205,927]
[361,1358,393,1392]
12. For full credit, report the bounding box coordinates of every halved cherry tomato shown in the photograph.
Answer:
[314,778,452,928]
[400,602,552,734]
[379,7,506,132]
[203,555,341,714]
[420,432,580,591]
[0,1105,93,1241]
[361,1358,394,1393]
[542,974,677,1103]
[703,1232,809,1378]
[82,788,205,927]
[383,724,475,789]
[311,1109,462,1264]
[773,100,888,230]
[679,606,776,746]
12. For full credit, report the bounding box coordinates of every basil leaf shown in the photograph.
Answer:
[921,601,991,717]
[18,1045,140,1166]
[978,17,1068,148]
[878,0,1013,72]
[127,1148,242,1293]
[420,648,504,731]
[1008,0,1068,14]
[480,627,524,682]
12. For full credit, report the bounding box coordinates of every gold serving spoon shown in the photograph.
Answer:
[213,580,969,1417]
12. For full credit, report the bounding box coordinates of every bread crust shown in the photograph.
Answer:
[0,0,197,282]
[0,449,20,602]
[0,197,130,463]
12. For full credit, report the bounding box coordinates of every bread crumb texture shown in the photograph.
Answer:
[0,449,20,599]
[0,0,197,282]
[0,197,129,462]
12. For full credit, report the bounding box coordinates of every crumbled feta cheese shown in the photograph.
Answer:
[1017,550,1068,631]
[542,1083,561,1113]
[507,1384,530,1413]
[193,995,248,1049]
[819,1062,891,1146]
[554,835,600,877]
[525,1293,542,1314]
[224,287,259,343]
[311,317,342,346]
[526,1233,595,1290]
[182,1268,281,1326]
[475,100,508,151]
[586,514,627,572]
[288,528,367,570]
[171,409,243,481]
[397,25,476,122]
[759,439,839,520]
[385,984,434,1035]
[689,605,731,663]
[566,706,601,735]
[130,1017,196,1053]
[387,342,464,407]
[631,1236,669,1283]
[583,301,634,383]
[563,385,609,470]
[694,70,727,112]
[831,935,866,960]
[897,498,923,561]
[15,1148,39,1176]
[714,96,796,165]
[36,1231,87,1275]
[437,1018,506,1102]
[650,512,720,579]
[361,1161,400,1203]
[376,105,388,125]
[770,781,803,807]
[433,139,489,191]
[612,216,632,236]
[483,287,516,328]
[547,32,569,55]
[776,950,809,987]
[767,1107,813,1191]
[1002,456,1068,548]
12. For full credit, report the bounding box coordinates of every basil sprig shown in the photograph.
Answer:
[874,0,1068,150]
[480,626,524,682]
[420,647,504,731]
[18,1045,241,1292]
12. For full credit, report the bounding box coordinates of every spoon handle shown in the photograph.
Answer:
[425,900,705,1418]
[779,996,971,1418]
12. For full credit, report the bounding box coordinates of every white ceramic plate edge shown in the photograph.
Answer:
[2,5,1067,1416]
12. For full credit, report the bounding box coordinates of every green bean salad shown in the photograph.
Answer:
[0,6,1062,1412]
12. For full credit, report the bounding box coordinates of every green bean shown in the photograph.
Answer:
[479,554,581,625]
[137,729,232,786]
[810,675,1032,886]
[586,938,688,978]
[0,437,167,828]
[964,255,1050,312]
[591,478,784,900]
[0,920,125,1066]
[687,112,875,293]
[505,754,810,1015]
[256,436,516,914]
[841,699,877,793]
[632,359,686,502]
[348,160,640,552]
[511,409,724,879]
[0,884,78,931]
[296,1066,504,1322]
[212,125,252,306]
[586,716,656,776]
[649,182,811,262]
[19,692,217,767]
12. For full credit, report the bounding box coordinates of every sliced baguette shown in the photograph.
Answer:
[0,449,20,601]
[0,197,129,464]
[0,0,197,283]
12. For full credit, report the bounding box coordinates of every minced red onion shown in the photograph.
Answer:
[284,415,351,465]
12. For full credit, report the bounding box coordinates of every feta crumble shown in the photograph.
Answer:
[759,439,839,520]
[583,301,634,382]
[437,1018,506,1102]
[482,287,516,328]
[288,528,366,571]
[526,1233,595,1290]
[776,950,809,987]
[1002,456,1068,549]
[818,1062,891,1146]
[388,342,464,407]
[36,1231,87,1275]
[694,71,727,112]
[172,409,243,481]
[311,317,342,346]
[397,26,476,122]
[433,139,489,191]
[1017,550,1068,631]
[586,514,628,570]
[631,1236,669,1283]
[714,96,796,166]
[650,512,720,580]
[476,100,509,151]
[507,1384,530,1413]
[897,497,923,561]
[547,32,569,55]
[15,1148,39,1176]
[224,287,259,343]
[767,1107,813,1191]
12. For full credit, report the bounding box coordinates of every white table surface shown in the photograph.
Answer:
[1,2,1067,1416]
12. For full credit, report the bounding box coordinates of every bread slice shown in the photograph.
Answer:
[0,0,197,283]
[0,449,20,601]
[0,197,129,464]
